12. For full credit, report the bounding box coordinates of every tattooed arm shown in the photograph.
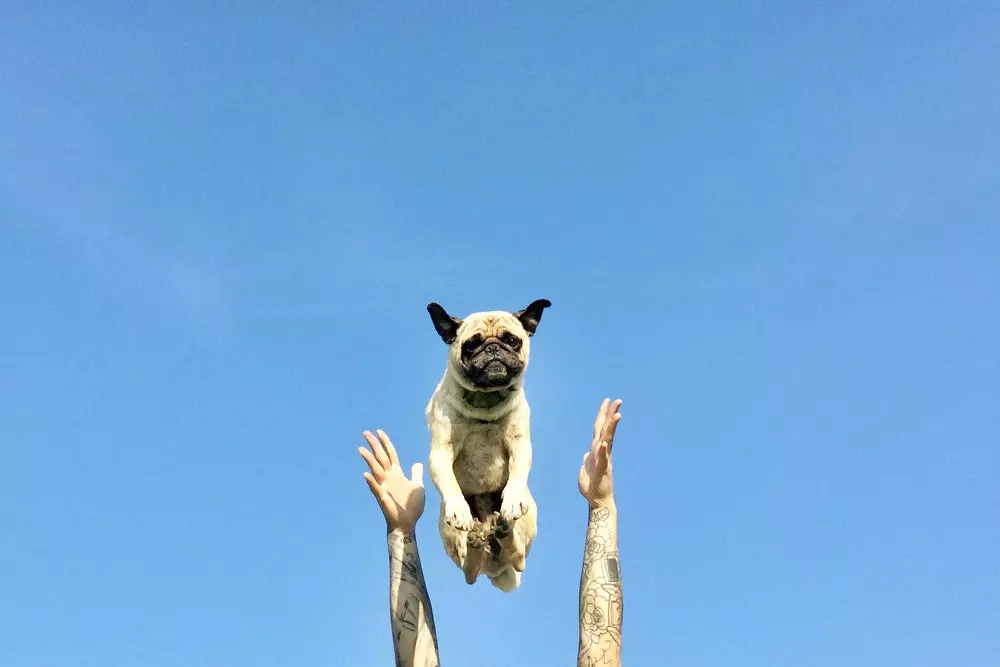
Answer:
[358,430,441,667]
[387,528,440,667]
[577,399,624,667]
[579,505,623,667]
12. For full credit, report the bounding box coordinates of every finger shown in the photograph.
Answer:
[363,471,388,502]
[603,399,621,434]
[358,446,384,478]
[598,397,610,430]
[595,441,610,475]
[364,430,391,469]
[591,403,608,457]
[605,411,622,453]
[411,462,424,487]
[364,472,404,521]
[378,430,400,467]
[593,398,610,438]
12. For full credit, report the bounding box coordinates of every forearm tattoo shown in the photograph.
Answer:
[388,529,440,667]
[578,506,623,667]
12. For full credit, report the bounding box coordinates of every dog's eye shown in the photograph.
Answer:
[502,333,521,348]
[462,336,482,354]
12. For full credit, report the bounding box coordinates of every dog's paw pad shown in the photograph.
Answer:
[492,513,512,540]
[467,523,489,549]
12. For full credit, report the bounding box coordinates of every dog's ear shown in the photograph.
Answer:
[427,302,463,344]
[514,299,551,336]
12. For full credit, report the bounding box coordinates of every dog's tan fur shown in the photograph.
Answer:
[424,301,549,592]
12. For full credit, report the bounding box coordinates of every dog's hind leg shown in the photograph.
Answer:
[493,515,526,572]
[493,489,536,573]
[439,504,469,574]
[463,521,489,585]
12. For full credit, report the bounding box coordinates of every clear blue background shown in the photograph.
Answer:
[2,2,998,666]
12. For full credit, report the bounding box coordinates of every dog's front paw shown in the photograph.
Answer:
[444,497,474,530]
[500,485,528,522]
[492,512,512,541]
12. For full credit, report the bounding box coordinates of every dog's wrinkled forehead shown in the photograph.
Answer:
[459,311,526,340]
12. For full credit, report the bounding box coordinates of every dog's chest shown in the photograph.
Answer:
[453,426,508,494]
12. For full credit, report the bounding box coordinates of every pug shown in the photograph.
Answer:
[424,299,550,592]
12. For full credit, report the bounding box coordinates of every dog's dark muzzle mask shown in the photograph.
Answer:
[462,340,524,389]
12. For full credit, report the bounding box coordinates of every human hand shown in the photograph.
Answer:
[577,398,622,509]
[358,430,425,533]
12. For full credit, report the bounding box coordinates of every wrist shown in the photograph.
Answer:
[587,496,617,513]
[387,523,417,539]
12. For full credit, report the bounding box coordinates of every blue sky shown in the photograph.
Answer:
[2,2,998,666]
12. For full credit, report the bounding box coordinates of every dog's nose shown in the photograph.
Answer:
[484,342,502,357]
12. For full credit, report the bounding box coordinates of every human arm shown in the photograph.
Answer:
[358,430,440,667]
[577,399,624,667]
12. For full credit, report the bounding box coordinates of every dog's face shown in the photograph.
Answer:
[427,299,551,391]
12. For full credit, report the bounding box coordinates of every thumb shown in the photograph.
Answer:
[411,462,425,487]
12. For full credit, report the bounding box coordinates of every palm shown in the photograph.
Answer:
[578,399,622,504]
[358,430,425,531]
[578,449,612,500]
[376,460,425,528]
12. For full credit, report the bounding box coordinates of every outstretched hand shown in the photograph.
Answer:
[358,430,425,533]
[578,398,622,509]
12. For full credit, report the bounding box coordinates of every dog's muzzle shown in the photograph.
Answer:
[465,342,524,388]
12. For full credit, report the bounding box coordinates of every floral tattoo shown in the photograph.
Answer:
[578,507,623,666]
